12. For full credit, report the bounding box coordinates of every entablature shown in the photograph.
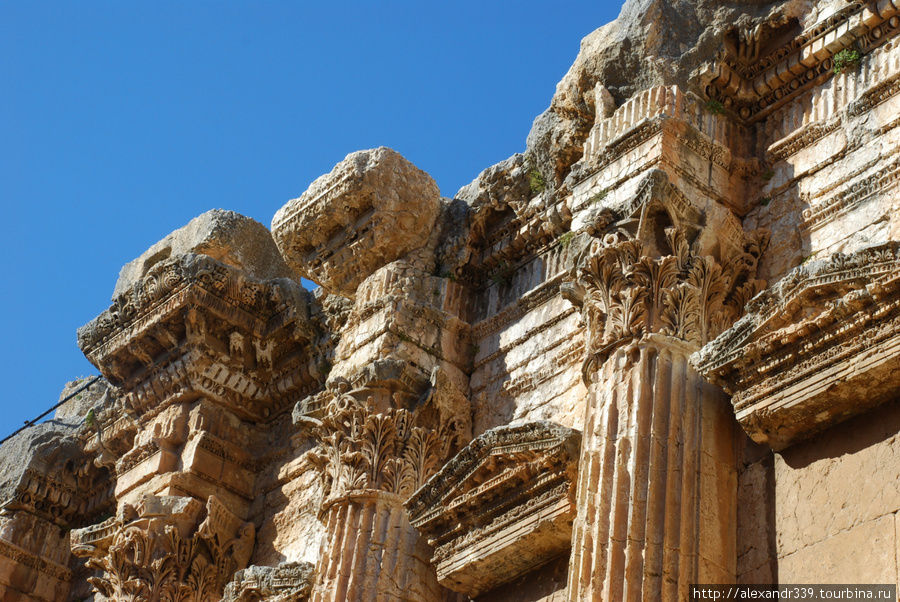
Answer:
[406,421,580,599]
[694,241,900,449]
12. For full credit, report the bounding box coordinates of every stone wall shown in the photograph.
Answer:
[775,397,900,584]
[2,1,900,600]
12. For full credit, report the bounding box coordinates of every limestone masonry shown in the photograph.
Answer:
[3,0,900,599]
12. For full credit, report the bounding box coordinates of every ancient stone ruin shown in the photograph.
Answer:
[3,0,900,599]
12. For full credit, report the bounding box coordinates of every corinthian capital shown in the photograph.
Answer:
[563,173,768,380]
[307,393,468,508]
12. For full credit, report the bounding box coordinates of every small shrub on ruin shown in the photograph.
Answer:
[706,100,725,115]
[833,48,861,74]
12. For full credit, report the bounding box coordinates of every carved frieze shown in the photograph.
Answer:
[72,494,254,602]
[694,241,900,450]
[703,2,900,123]
[77,253,318,423]
[223,562,314,602]
[406,421,580,599]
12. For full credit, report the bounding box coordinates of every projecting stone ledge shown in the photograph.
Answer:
[694,241,900,451]
[271,147,442,298]
[406,421,580,599]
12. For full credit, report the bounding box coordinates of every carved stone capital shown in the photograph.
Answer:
[71,494,255,602]
[305,393,468,509]
[563,172,767,380]
[694,241,900,450]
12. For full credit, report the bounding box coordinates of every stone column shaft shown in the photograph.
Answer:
[312,491,439,602]
[568,336,736,601]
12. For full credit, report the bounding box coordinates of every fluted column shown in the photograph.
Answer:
[561,213,767,601]
[312,491,440,602]
[304,393,466,602]
[567,334,736,601]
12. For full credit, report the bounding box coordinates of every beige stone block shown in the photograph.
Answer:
[221,459,254,497]
[115,449,167,497]
[778,514,897,584]
[699,452,737,577]
[30,573,66,602]
[699,391,736,466]
[775,400,900,557]
[738,561,776,585]
[737,458,775,578]
[183,442,224,481]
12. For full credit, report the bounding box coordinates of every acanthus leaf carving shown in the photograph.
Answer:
[308,393,466,506]
[74,495,254,602]
[567,208,766,380]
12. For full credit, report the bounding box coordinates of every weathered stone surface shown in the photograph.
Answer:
[0,380,115,602]
[407,421,580,598]
[114,209,298,298]
[774,398,900,561]
[695,242,900,450]
[10,1,900,599]
[271,147,442,297]
[526,0,825,191]
[736,455,776,582]
[222,561,314,602]
[778,514,897,584]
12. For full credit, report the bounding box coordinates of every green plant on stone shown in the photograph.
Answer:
[759,196,771,206]
[529,169,547,194]
[524,151,547,195]
[706,100,725,115]
[587,188,608,205]
[558,231,575,249]
[84,409,96,429]
[762,170,775,181]
[833,48,861,74]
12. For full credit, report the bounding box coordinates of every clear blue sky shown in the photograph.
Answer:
[0,1,622,438]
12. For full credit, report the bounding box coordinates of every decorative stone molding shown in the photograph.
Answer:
[77,253,317,424]
[702,1,900,123]
[694,241,900,450]
[72,494,254,602]
[406,421,580,599]
[222,562,314,602]
[0,538,73,583]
